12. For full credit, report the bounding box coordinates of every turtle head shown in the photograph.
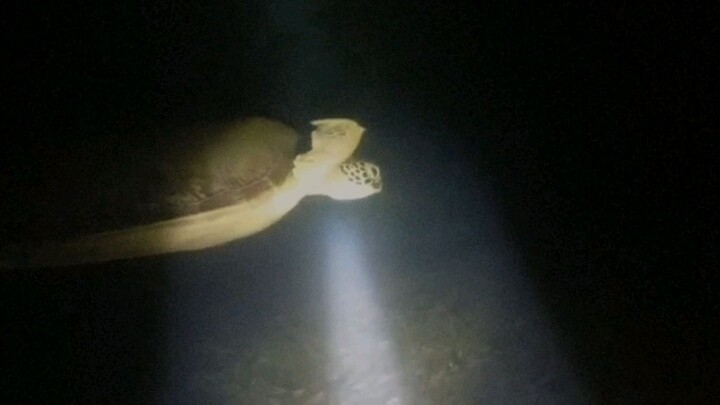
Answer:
[321,160,382,200]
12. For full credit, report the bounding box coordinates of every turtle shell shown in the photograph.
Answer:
[144,118,298,220]
[25,118,299,240]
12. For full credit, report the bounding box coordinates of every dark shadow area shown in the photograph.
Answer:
[0,261,169,403]
[2,1,715,403]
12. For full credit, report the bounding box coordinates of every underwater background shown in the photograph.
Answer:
[1,1,715,403]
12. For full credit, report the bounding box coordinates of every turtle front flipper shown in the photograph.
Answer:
[293,119,365,182]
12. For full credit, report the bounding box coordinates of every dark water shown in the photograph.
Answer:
[1,1,714,403]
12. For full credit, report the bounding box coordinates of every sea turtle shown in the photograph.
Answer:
[3,117,382,268]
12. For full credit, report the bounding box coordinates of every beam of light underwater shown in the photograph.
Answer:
[323,219,409,404]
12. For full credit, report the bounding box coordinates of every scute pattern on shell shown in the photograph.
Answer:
[140,118,299,220]
[157,155,295,218]
[47,118,299,236]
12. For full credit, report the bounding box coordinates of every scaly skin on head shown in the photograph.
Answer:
[318,160,382,200]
